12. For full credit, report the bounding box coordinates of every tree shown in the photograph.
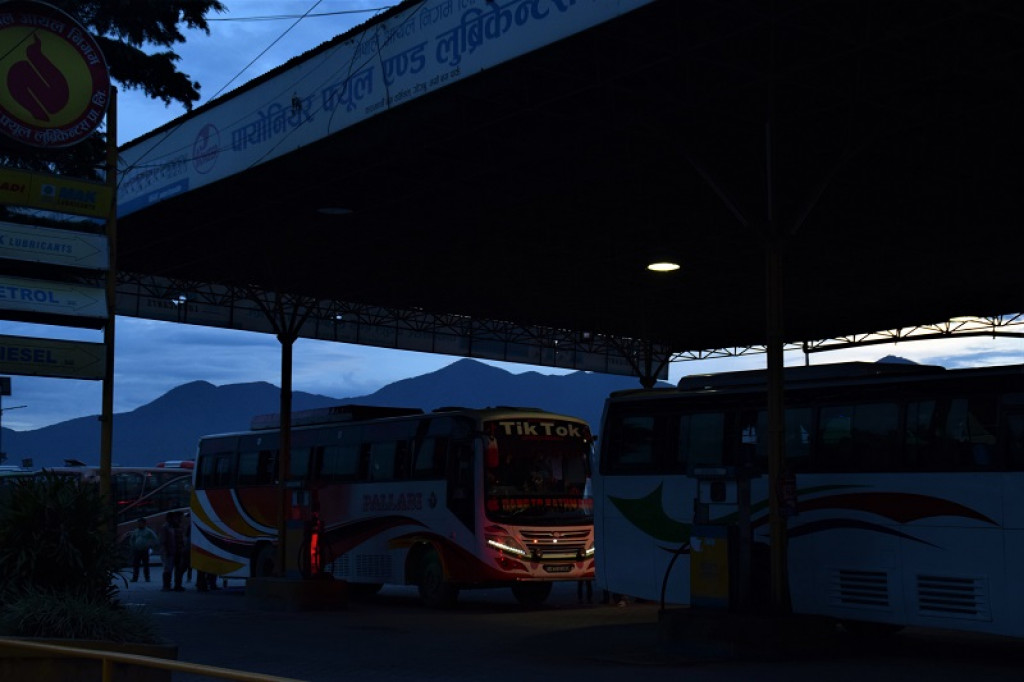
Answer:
[0,0,226,179]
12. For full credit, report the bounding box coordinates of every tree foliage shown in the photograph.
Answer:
[1,0,226,177]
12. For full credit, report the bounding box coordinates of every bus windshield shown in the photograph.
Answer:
[483,418,593,523]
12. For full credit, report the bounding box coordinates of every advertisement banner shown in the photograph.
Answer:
[0,168,113,218]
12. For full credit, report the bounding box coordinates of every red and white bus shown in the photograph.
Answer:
[0,462,193,551]
[190,405,596,607]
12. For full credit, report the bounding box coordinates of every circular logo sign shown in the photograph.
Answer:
[192,123,220,174]
[0,1,110,148]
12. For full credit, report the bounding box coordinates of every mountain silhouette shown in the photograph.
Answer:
[1,359,658,468]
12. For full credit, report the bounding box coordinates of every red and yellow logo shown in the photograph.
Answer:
[0,1,110,148]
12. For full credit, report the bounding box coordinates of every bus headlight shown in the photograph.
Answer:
[585,543,595,558]
[486,534,528,558]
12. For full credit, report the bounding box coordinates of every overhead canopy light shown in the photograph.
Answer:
[647,259,681,273]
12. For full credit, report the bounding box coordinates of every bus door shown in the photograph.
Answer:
[448,439,475,534]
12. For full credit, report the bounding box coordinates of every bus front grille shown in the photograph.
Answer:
[519,529,590,559]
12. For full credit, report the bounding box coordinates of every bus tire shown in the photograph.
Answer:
[511,581,552,607]
[252,543,276,578]
[418,548,458,609]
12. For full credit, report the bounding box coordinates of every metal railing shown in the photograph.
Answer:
[0,637,305,682]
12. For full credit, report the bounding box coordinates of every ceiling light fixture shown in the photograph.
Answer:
[647,259,681,273]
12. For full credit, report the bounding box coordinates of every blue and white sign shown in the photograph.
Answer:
[0,334,106,380]
[0,275,106,319]
[0,221,108,270]
[117,0,654,217]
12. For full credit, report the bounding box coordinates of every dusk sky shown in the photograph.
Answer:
[1,2,1020,432]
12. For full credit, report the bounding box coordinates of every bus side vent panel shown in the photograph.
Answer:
[828,569,891,610]
[325,554,349,579]
[356,554,392,580]
[916,575,991,621]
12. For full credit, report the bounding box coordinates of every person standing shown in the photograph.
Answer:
[160,511,180,592]
[173,512,191,591]
[128,517,159,582]
[577,579,593,604]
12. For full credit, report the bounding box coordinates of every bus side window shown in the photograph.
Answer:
[156,477,191,512]
[197,453,234,489]
[605,414,656,472]
[238,449,275,485]
[681,412,725,471]
[113,472,147,521]
[933,395,995,471]
[319,444,360,481]
[818,403,898,472]
[197,452,233,489]
[412,436,447,479]
[751,408,811,472]
[904,400,937,470]
[818,407,855,472]
[368,442,397,481]
[1005,411,1024,470]
[289,447,311,480]
[214,454,234,487]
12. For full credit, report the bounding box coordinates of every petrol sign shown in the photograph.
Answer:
[0,275,106,320]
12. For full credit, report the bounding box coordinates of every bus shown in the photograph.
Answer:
[0,462,193,558]
[42,463,193,546]
[593,361,1024,635]
[190,404,596,607]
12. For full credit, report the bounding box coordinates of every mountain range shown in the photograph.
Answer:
[0,359,665,469]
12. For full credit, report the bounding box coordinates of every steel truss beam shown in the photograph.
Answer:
[113,273,1019,384]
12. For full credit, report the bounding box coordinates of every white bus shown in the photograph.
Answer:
[593,361,1024,635]
[191,405,596,607]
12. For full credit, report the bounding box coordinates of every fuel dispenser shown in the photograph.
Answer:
[689,462,756,611]
[284,484,324,579]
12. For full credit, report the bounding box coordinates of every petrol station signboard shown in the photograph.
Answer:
[0,333,105,380]
[0,1,111,148]
[0,220,108,269]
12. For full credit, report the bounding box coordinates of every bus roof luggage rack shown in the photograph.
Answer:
[251,404,423,430]
[678,361,945,392]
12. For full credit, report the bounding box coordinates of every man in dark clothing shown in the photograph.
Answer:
[161,511,180,592]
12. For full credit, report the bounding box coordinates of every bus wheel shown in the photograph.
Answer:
[511,581,552,607]
[252,543,276,578]
[418,548,458,609]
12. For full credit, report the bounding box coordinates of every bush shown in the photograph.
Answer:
[0,472,161,644]
[0,590,160,644]
[0,472,120,602]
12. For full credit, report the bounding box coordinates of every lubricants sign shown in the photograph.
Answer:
[0,1,110,148]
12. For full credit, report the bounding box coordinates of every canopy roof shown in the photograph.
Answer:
[116,1,1023,366]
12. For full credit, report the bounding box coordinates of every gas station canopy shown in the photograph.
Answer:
[114,1,1023,371]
